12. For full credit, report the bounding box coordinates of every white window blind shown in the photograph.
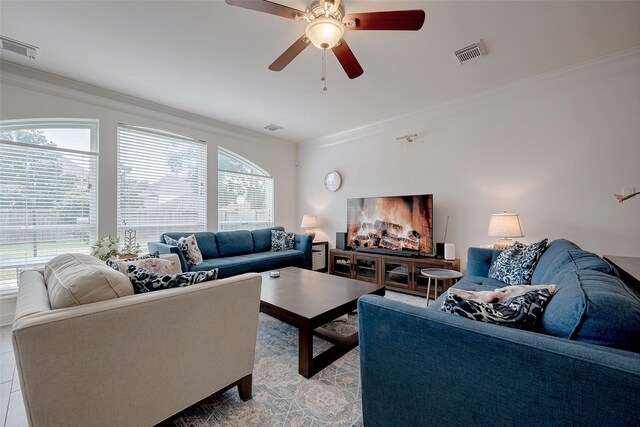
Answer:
[117,125,207,247]
[0,121,98,291]
[218,148,274,231]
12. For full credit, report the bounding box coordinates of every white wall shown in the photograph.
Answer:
[0,64,299,239]
[297,49,640,271]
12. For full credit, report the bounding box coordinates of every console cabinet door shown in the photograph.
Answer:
[381,259,411,290]
[330,252,353,278]
[353,255,379,283]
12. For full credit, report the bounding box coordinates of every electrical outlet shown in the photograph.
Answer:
[622,186,636,196]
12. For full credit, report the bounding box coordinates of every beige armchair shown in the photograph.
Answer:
[12,256,262,427]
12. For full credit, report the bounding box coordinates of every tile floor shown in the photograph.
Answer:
[1,326,27,427]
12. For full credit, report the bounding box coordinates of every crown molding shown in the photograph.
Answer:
[0,60,296,148]
[299,46,640,150]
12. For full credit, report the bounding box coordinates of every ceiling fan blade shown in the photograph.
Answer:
[225,0,305,20]
[269,35,310,71]
[344,10,425,31]
[332,39,364,79]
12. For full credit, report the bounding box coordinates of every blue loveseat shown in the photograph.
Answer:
[358,239,640,426]
[148,226,312,279]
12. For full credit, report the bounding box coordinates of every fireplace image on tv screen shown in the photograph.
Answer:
[347,194,433,254]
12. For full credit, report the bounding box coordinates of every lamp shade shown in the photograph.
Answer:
[301,214,318,229]
[487,212,524,238]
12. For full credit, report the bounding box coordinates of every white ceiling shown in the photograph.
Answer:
[1,1,639,142]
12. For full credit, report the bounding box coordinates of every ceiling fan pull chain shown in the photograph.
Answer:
[321,48,328,91]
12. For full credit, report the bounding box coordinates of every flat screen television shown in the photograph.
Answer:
[347,194,433,255]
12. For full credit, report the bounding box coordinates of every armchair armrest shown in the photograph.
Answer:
[148,241,187,272]
[294,234,313,269]
[358,295,640,427]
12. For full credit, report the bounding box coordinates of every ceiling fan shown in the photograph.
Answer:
[225,0,425,80]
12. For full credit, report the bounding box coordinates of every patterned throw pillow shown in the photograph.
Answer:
[126,265,218,294]
[177,234,203,266]
[488,239,548,285]
[106,251,159,271]
[112,258,176,275]
[164,235,179,245]
[271,230,295,252]
[163,234,203,266]
[440,288,555,329]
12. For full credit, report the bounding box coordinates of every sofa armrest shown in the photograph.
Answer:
[294,234,313,269]
[148,241,187,272]
[358,295,640,427]
[467,246,502,276]
[12,273,262,427]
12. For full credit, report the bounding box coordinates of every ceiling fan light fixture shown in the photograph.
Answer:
[305,17,344,49]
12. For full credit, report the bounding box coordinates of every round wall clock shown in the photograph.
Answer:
[324,171,342,192]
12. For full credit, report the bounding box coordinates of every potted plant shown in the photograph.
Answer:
[120,241,142,259]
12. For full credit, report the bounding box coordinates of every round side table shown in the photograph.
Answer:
[420,268,463,306]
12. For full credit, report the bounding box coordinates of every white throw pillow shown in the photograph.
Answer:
[178,234,204,266]
[44,253,134,309]
[113,257,177,275]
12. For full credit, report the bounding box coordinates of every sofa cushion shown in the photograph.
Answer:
[216,230,254,257]
[531,239,580,284]
[538,249,619,284]
[161,232,219,259]
[251,226,285,252]
[488,239,548,285]
[44,253,134,309]
[189,250,305,278]
[539,270,640,352]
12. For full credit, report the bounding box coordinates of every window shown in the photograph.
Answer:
[117,125,207,247]
[218,148,274,231]
[0,120,98,291]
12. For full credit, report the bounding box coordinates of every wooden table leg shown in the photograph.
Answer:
[434,278,439,302]
[426,277,432,306]
[299,327,313,378]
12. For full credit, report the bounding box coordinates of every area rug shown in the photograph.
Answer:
[173,291,425,427]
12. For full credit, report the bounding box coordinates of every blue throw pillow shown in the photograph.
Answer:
[488,239,548,285]
[127,265,218,294]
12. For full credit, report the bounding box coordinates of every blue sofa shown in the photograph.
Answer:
[148,226,312,278]
[358,239,640,426]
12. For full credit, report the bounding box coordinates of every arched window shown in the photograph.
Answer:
[218,148,274,231]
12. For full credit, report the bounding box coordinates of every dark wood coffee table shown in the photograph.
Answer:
[259,267,385,378]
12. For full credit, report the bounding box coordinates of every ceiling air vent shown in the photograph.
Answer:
[0,36,39,59]
[453,40,486,65]
[264,124,284,132]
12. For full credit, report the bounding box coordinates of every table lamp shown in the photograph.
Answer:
[488,212,524,249]
[301,214,318,241]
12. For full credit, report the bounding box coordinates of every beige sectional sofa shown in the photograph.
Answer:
[12,254,262,426]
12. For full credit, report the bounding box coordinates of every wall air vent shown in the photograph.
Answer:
[264,124,284,131]
[453,40,486,65]
[0,36,39,59]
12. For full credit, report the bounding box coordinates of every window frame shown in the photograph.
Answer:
[0,118,99,294]
[217,147,274,232]
[116,124,208,247]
